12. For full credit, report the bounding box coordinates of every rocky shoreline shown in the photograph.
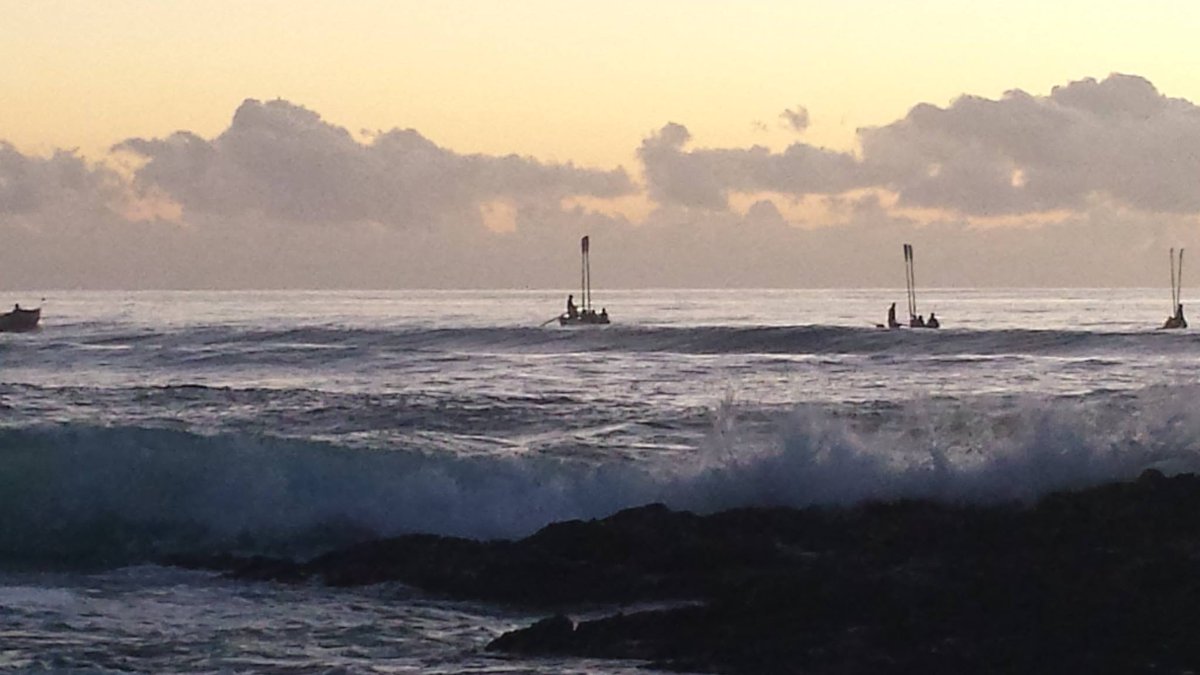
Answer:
[169,469,1200,674]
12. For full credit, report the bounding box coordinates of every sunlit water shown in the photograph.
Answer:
[2,288,1198,672]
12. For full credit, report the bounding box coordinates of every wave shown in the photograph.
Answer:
[13,325,1200,375]
[0,382,670,456]
[3,386,1200,568]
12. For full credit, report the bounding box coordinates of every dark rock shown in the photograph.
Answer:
[161,553,309,583]
[486,614,576,654]
[165,472,1200,674]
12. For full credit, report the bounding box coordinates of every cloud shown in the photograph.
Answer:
[862,74,1200,215]
[5,78,1200,290]
[115,99,635,227]
[642,74,1200,217]
[780,105,809,133]
[0,143,122,219]
[638,122,864,209]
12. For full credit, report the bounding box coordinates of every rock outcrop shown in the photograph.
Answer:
[168,470,1200,674]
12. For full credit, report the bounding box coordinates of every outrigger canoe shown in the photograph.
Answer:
[556,235,612,327]
[559,311,610,326]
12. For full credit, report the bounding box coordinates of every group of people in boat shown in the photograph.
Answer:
[886,302,939,329]
[1163,303,1188,329]
[565,294,608,322]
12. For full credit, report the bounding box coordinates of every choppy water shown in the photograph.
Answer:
[2,288,1199,672]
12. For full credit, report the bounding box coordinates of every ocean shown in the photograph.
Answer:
[1,288,1198,672]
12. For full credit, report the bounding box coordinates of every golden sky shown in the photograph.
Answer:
[7,1,1200,290]
[3,0,1198,169]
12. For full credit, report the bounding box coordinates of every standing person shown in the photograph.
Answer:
[566,294,578,319]
[887,303,900,329]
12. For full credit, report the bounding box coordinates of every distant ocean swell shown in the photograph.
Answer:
[19,325,1200,362]
[0,382,611,440]
[3,388,1198,568]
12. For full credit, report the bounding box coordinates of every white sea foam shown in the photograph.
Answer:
[0,584,77,609]
[2,386,1198,566]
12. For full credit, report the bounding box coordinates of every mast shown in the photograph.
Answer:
[909,244,918,319]
[1171,247,1178,312]
[580,236,588,311]
[903,243,917,319]
[581,235,591,312]
[1179,248,1185,312]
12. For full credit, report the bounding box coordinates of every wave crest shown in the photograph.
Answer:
[3,388,1199,567]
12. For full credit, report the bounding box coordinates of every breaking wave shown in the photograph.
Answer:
[3,386,1200,568]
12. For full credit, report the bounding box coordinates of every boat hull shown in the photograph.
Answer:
[0,307,40,332]
[559,314,610,326]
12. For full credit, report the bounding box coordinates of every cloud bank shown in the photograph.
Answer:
[114,99,633,228]
[0,142,122,220]
[644,74,1200,216]
[638,122,862,209]
[2,74,1200,289]
[865,74,1200,215]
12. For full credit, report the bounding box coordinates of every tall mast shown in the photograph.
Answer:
[580,236,587,309]
[903,244,917,319]
[1179,248,1185,310]
[1171,248,1178,311]
[909,244,919,318]
[581,236,591,311]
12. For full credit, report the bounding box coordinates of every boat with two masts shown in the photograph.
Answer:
[902,243,940,329]
[558,235,611,326]
[1162,248,1187,329]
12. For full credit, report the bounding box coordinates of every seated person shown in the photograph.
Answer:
[1163,304,1186,329]
[926,312,940,329]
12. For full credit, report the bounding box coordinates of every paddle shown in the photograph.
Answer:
[539,314,565,327]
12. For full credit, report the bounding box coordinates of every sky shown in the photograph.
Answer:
[3,0,1200,289]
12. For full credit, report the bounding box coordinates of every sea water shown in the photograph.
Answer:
[2,288,1199,672]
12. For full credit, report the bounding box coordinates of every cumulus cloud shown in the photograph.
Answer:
[5,77,1200,290]
[638,122,864,209]
[0,143,122,219]
[115,99,634,227]
[862,74,1200,215]
[643,74,1200,217]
